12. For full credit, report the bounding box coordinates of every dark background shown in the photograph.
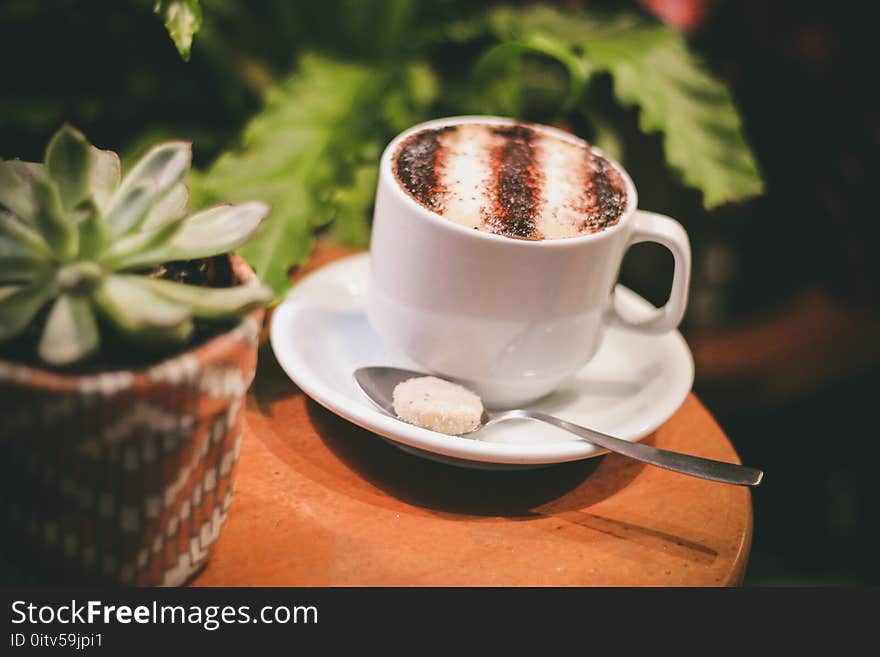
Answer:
[1,0,877,585]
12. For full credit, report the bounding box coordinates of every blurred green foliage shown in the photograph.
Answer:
[154,0,202,61]
[0,0,764,298]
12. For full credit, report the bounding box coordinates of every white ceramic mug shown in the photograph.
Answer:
[367,116,690,408]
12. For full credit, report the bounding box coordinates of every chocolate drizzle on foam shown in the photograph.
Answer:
[485,125,544,239]
[581,153,627,234]
[393,127,451,212]
[392,122,628,239]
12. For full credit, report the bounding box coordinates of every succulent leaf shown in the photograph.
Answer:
[0,250,49,283]
[0,286,19,301]
[161,201,269,258]
[106,184,164,238]
[0,281,52,341]
[73,198,107,259]
[38,293,99,366]
[142,182,189,230]
[143,277,273,319]
[93,274,193,343]
[0,127,269,366]
[0,160,45,224]
[32,177,77,260]
[0,210,53,260]
[106,141,191,236]
[0,232,42,260]
[54,261,103,291]
[114,201,269,269]
[89,146,122,213]
[99,221,182,271]
[45,126,92,211]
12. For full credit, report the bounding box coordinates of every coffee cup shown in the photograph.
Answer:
[367,116,690,408]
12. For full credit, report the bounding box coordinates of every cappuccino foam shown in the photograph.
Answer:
[392,122,628,240]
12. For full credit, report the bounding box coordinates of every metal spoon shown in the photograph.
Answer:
[354,366,763,486]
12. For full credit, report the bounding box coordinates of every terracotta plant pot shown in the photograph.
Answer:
[0,255,263,586]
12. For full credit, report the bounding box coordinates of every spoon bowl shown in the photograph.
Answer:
[354,366,763,487]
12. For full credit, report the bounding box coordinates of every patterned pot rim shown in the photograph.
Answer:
[0,253,266,392]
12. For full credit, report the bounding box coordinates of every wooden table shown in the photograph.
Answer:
[193,248,753,587]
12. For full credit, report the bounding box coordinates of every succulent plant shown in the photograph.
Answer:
[0,125,272,367]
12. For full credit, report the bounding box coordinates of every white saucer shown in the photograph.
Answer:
[270,253,694,470]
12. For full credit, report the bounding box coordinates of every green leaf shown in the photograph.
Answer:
[141,277,272,319]
[0,251,49,284]
[0,281,51,341]
[487,7,764,208]
[99,221,181,271]
[38,293,99,366]
[0,160,45,223]
[89,146,121,213]
[590,26,763,207]
[161,201,268,257]
[106,141,191,236]
[235,195,314,297]
[190,53,439,297]
[379,62,440,133]
[73,198,106,259]
[0,286,20,302]
[93,274,193,343]
[0,209,52,259]
[475,36,591,114]
[327,162,378,247]
[32,177,77,260]
[142,182,189,230]
[0,213,51,281]
[106,185,161,238]
[583,108,624,162]
[0,232,39,261]
[53,261,103,291]
[45,125,92,211]
[190,54,375,296]
[154,0,202,62]
[111,201,268,270]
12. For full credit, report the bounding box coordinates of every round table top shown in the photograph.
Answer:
[193,248,753,587]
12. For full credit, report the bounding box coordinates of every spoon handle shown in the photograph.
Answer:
[508,411,763,486]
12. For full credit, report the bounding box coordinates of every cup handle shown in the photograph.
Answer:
[608,210,691,333]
